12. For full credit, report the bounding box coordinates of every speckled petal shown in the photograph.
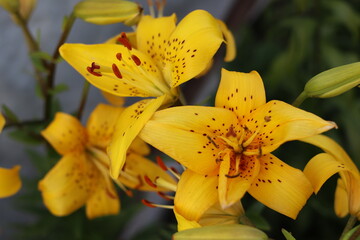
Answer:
[215,69,266,121]
[38,153,97,217]
[174,169,218,221]
[0,165,21,198]
[248,154,313,219]
[140,106,238,175]
[108,95,167,178]
[136,14,177,70]
[86,104,124,149]
[85,175,120,219]
[164,10,224,87]
[60,43,169,97]
[242,100,336,155]
[41,113,87,155]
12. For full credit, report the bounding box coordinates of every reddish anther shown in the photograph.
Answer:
[91,62,100,69]
[86,66,102,77]
[105,188,117,199]
[125,190,133,197]
[116,53,122,61]
[156,156,168,171]
[141,199,156,208]
[157,192,172,201]
[170,167,179,174]
[112,64,123,79]
[116,32,132,50]
[144,175,157,188]
[131,54,141,66]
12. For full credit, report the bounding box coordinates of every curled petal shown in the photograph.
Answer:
[334,178,349,218]
[0,165,21,198]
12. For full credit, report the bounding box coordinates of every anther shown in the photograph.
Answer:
[156,156,168,171]
[131,54,141,66]
[116,32,132,50]
[86,62,102,77]
[112,64,123,79]
[142,199,156,208]
[157,191,173,201]
[116,53,122,61]
[225,173,240,178]
[144,175,157,188]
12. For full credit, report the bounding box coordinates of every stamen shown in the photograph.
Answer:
[144,175,157,188]
[86,62,102,77]
[242,129,260,148]
[156,156,168,171]
[155,0,166,17]
[154,177,177,192]
[207,136,219,148]
[147,0,155,17]
[116,32,132,50]
[169,167,180,180]
[157,191,174,200]
[225,173,240,178]
[131,54,141,66]
[141,199,174,209]
[112,63,123,79]
[116,53,122,61]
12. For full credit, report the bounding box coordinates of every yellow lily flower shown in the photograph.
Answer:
[59,10,229,178]
[39,104,174,219]
[302,134,360,218]
[140,68,337,221]
[0,113,22,198]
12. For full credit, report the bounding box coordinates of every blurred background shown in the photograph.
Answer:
[0,0,360,239]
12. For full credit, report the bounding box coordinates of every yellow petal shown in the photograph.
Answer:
[347,174,360,216]
[118,153,176,191]
[108,95,167,178]
[174,208,201,231]
[164,10,224,87]
[38,153,98,216]
[199,201,244,227]
[248,154,313,219]
[174,169,219,221]
[128,137,151,156]
[86,103,123,149]
[101,91,125,107]
[215,69,266,122]
[242,100,336,155]
[0,165,21,198]
[86,175,120,219]
[334,178,349,218]
[218,153,260,209]
[303,153,348,193]
[59,43,170,97]
[140,106,238,175]
[217,20,236,62]
[301,135,359,174]
[136,14,177,70]
[0,113,5,132]
[41,113,87,155]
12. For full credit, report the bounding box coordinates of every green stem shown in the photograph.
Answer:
[340,215,357,240]
[292,91,308,107]
[76,81,90,120]
[45,13,76,121]
[349,226,360,240]
[4,119,43,129]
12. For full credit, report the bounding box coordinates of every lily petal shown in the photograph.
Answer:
[38,153,97,216]
[86,104,123,149]
[86,175,120,219]
[242,100,336,155]
[303,153,348,193]
[128,137,151,156]
[347,174,360,216]
[41,113,87,155]
[118,153,177,191]
[174,169,218,221]
[218,153,260,209]
[0,165,21,198]
[101,91,125,107]
[60,43,169,97]
[140,106,238,175]
[174,208,201,231]
[215,69,266,121]
[0,113,5,132]
[164,10,224,87]
[217,20,236,62]
[136,14,177,70]
[301,135,359,174]
[108,95,167,178]
[334,178,349,217]
[248,154,313,219]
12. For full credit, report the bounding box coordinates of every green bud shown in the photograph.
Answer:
[74,0,142,26]
[173,224,268,240]
[19,0,37,20]
[304,62,360,98]
[0,0,19,14]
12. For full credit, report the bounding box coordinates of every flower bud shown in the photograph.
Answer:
[74,0,142,26]
[304,62,360,98]
[173,224,268,240]
[0,0,19,14]
[19,0,37,20]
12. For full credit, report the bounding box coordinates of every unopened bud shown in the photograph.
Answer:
[173,224,268,240]
[304,62,360,98]
[74,0,142,26]
[19,0,37,20]
[0,0,19,14]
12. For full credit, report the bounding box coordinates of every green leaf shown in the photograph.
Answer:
[8,129,42,145]
[2,104,19,123]
[282,229,296,240]
[48,83,69,95]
